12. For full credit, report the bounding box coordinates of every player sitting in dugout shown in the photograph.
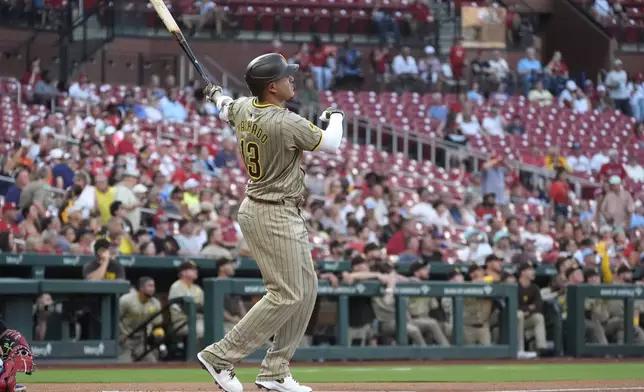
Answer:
[119,276,166,363]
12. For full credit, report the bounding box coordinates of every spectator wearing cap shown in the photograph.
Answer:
[116,125,137,156]
[566,143,591,173]
[115,168,143,231]
[599,176,634,229]
[515,261,547,358]
[103,126,118,156]
[95,173,116,225]
[216,258,248,333]
[201,226,233,259]
[50,148,73,190]
[418,46,441,88]
[169,260,205,339]
[182,179,201,215]
[558,80,578,108]
[605,59,631,115]
[457,229,493,265]
[83,238,126,281]
[386,218,418,256]
[463,264,494,345]
[0,202,21,237]
[407,261,450,346]
[511,235,540,265]
[214,137,239,169]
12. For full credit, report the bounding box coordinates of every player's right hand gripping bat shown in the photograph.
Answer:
[148,0,212,85]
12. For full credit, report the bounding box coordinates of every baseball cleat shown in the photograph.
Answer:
[15,385,26,392]
[197,352,243,392]
[255,376,312,392]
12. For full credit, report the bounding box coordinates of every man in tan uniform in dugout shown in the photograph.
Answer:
[198,53,345,392]
[463,265,493,345]
[604,266,644,344]
[406,261,450,345]
[168,260,205,339]
[119,276,164,362]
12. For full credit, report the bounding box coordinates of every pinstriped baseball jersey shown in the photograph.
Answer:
[227,97,324,202]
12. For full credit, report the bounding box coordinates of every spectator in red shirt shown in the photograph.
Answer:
[291,43,311,73]
[22,57,42,87]
[310,36,333,90]
[372,45,391,84]
[449,37,466,82]
[386,218,418,255]
[476,193,500,221]
[116,125,137,156]
[545,51,569,95]
[0,202,21,238]
[599,149,627,181]
[406,0,432,35]
[171,157,201,185]
[103,126,118,155]
[550,169,570,218]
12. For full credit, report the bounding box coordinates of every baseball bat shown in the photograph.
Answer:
[148,0,212,84]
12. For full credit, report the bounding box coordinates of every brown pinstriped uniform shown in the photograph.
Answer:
[202,96,324,381]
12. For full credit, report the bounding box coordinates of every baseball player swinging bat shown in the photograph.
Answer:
[148,0,211,84]
[195,57,345,392]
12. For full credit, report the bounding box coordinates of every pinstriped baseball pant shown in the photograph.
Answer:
[202,198,318,381]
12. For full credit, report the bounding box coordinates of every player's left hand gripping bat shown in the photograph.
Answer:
[148,0,212,85]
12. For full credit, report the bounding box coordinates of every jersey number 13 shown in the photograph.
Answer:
[239,139,262,180]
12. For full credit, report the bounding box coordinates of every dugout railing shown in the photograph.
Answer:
[566,284,644,357]
[1,279,129,359]
[203,278,519,360]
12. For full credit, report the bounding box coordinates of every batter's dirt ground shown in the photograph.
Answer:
[25,380,644,392]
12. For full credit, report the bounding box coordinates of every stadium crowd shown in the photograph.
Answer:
[2,35,644,360]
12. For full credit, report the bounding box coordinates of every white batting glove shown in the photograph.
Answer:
[319,107,345,123]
